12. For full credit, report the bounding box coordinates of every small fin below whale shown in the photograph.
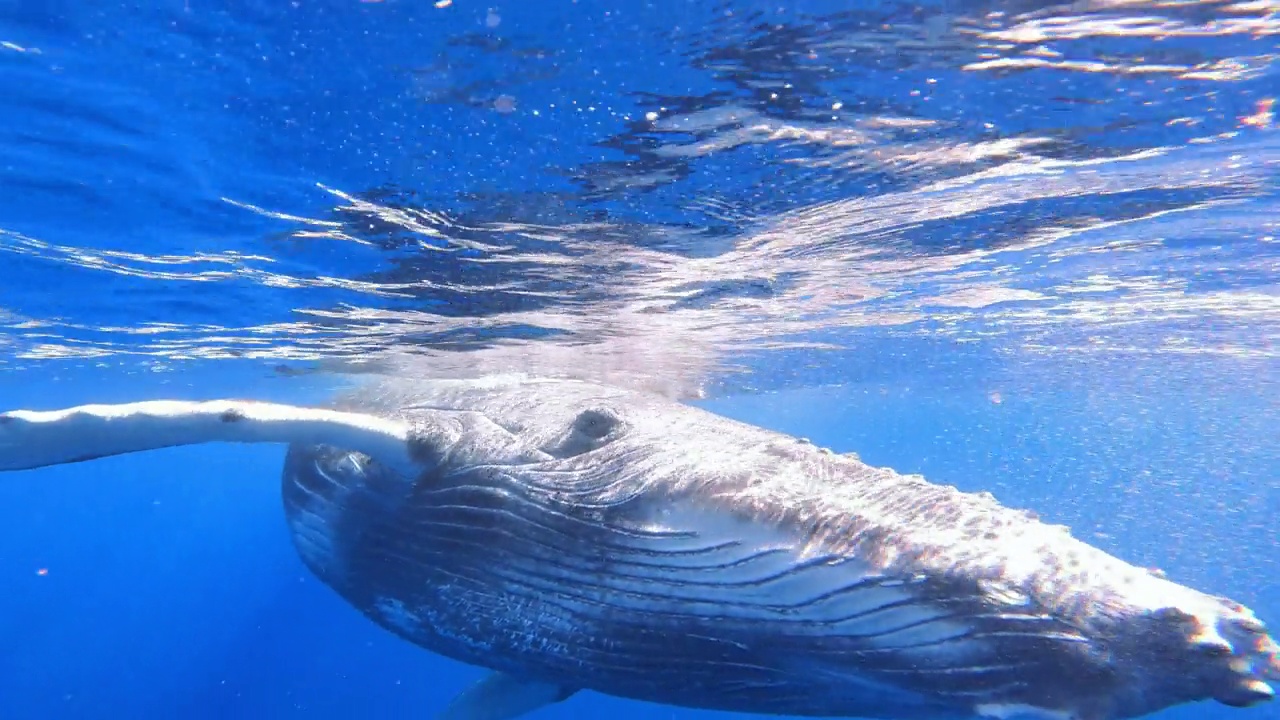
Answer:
[438,671,579,720]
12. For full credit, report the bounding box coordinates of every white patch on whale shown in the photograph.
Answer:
[373,596,424,636]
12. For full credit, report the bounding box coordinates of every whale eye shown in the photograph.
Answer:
[573,409,618,439]
[544,408,623,458]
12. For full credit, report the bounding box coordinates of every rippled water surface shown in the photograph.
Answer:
[2,0,1276,393]
[0,1,1277,718]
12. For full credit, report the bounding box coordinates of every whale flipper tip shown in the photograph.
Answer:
[438,671,578,720]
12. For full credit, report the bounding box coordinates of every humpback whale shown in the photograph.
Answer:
[0,374,1276,720]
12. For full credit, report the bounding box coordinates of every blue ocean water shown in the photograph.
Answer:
[0,1,1276,719]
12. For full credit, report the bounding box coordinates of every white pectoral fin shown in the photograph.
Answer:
[0,400,418,476]
[438,671,578,720]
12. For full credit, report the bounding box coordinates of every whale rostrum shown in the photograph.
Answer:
[1,375,1276,720]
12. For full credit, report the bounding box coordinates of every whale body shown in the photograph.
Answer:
[0,374,1276,720]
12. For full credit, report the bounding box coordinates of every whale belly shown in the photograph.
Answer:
[278,443,1105,719]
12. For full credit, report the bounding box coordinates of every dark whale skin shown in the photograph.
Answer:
[279,376,1279,720]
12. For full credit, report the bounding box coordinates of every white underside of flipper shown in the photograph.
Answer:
[438,671,577,720]
[0,400,420,477]
[974,704,1077,720]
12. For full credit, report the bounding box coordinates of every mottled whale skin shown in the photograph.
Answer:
[278,375,1276,720]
